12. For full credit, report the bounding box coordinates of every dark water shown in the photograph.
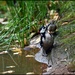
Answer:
[0,48,47,74]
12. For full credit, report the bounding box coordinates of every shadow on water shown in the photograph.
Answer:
[0,48,47,74]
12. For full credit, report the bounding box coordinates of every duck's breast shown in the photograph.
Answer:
[42,33,54,51]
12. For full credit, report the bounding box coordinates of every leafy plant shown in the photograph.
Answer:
[0,1,48,50]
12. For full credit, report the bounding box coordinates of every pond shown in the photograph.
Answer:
[0,48,48,74]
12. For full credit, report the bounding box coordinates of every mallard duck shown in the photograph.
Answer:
[47,20,57,33]
[41,30,54,56]
[39,25,47,47]
[39,25,54,56]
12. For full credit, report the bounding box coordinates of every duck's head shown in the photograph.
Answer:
[47,20,57,33]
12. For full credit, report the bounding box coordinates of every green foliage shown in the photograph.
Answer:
[0,1,48,49]
[0,1,7,18]
[58,24,75,37]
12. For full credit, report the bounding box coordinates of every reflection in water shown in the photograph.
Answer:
[0,48,47,74]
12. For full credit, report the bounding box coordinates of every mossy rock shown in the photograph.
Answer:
[67,62,75,72]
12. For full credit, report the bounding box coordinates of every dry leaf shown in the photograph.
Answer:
[26,72,35,75]
[2,70,15,74]
[6,66,15,68]
[25,55,34,57]
[65,48,67,51]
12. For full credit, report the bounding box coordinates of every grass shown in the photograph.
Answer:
[0,1,48,50]
[58,23,75,38]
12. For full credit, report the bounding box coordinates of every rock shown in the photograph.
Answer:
[23,46,33,51]
[67,62,75,72]
[35,49,52,66]
[30,35,40,45]
[23,45,40,51]
[29,32,36,38]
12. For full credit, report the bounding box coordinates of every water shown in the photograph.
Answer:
[0,49,47,74]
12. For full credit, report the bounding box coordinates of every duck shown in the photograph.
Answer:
[47,20,57,32]
[39,24,54,57]
[39,25,47,47]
